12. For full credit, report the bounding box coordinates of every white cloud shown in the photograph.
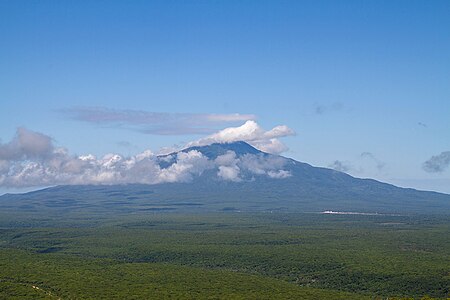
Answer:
[250,138,288,154]
[239,154,288,175]
[186,120,295,154]
[267,170,292,179]
[213,151,292,180]
[263,125,295,139]
[215,151,241,181]
[217,165,241,182]
[215,151,239,166]
[159,150,213,183]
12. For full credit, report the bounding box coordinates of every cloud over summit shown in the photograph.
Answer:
[187,120,295,154]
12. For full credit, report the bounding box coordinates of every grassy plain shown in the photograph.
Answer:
[0,212,448,299]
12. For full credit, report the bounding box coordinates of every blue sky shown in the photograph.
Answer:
[1,0,449,194]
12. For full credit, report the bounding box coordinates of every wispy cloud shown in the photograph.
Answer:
[328,152,386,175]
[61,107,256,135]
[423,151,450,173]
[314,102,344,115]
[328,160,352,172]
[361,152,385,171]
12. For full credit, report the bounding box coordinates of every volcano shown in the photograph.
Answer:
[1,142,449,215]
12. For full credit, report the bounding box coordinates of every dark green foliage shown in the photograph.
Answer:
[0,212,448,299]
[0,248,368,299]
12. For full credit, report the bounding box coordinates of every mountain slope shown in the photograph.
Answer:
[0,142,449,215]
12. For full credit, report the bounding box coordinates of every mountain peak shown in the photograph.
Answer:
[176,141,263,159]
[182,141,263,159]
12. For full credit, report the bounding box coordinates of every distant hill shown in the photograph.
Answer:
[1,141,449,215]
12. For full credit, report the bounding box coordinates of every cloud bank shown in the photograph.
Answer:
[186,120,295,154]
[0,127,53,161]
[62,107,257,135]
[423,151,450,173]
[0,128,292,188]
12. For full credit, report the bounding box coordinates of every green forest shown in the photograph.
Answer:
[0,212,448,299]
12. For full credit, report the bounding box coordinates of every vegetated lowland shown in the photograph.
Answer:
[0,211,448,299]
